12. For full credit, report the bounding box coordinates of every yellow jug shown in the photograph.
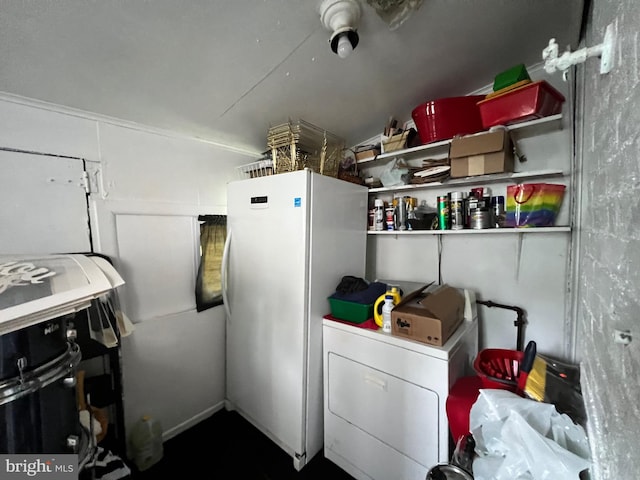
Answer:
[373,286,402,328]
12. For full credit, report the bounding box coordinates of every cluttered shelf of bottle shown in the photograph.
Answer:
[368,183,570,234]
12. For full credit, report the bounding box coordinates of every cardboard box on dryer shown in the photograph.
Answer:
[391,283,465,346]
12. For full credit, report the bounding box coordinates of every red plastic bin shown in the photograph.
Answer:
[446,375,484,441]
[476,80,565,129]
[473,348,524,392]
[411,95,485,145]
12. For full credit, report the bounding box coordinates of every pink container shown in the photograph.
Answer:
[411,95,485,145]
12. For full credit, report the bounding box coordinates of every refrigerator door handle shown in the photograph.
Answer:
[221,229,232,319]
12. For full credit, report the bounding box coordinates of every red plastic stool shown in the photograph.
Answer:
[446,376,483,442]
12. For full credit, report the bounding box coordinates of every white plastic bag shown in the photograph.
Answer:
[470,389,591,480]
[379,158,409,187]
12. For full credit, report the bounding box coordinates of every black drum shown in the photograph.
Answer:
[0,342,81,454]
[0,316,71,380]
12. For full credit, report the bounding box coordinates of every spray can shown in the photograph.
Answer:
[466,191,477,229]
[450,191,465,230]
[374,199,385,231]
[437,195,450,230]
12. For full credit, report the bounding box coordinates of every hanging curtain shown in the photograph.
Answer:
[195,215,226,312]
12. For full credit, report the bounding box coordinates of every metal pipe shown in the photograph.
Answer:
[476,300,527,351]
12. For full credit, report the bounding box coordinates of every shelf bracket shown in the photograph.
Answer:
[542,20,616,80]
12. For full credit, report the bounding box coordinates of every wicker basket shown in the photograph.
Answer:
[236,158,274,179]
[267,119,344,177]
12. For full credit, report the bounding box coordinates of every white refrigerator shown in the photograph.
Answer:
[222,168,368,470]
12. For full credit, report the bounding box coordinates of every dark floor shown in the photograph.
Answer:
[127,409,356,479]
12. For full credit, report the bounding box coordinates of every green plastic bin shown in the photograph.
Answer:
[328,297,373,324]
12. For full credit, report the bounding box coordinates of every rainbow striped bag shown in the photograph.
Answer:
[506,183,566,227]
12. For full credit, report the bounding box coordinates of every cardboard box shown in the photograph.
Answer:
[449,129,514,178]
[355,147,380,162]
[391,283,465,346]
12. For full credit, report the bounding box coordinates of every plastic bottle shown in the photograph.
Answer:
[130,415,164,472]
[373,286,402,327]
[382,295,394,333]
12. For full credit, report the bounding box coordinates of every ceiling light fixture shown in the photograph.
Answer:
[319,0,362,59]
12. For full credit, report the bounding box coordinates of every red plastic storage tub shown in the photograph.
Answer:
[477,80,565,129]
[446,375,484,441]
[473,348,524,392]
[411,95,485,145]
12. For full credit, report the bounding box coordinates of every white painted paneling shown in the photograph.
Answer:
[0,95,240,448]
[120,307,226,443]
[90,198,227,440]
[86,118,253,440]
[0,151,91,254]
[367,232,570,355]
[0,97,99,159]
[114,213,199,323]
[97,122,255,206]
[442,234,570,354]
[366,234,440,284]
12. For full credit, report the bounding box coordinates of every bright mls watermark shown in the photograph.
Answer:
[0,455,78,480]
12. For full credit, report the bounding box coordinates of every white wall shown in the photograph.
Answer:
[89,121,256,443]
[0,95,259,447]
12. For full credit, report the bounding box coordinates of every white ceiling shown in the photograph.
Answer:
[0,0,585,154]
